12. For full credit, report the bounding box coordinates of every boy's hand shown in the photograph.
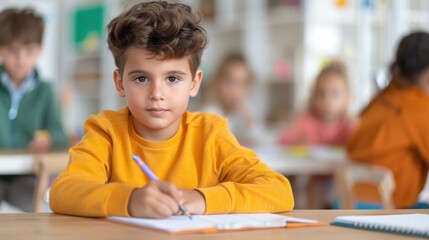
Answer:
[180,189,206,215]
[30,130,52,152]
[128,181,182,218]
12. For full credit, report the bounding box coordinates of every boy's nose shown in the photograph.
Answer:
[149,82,165,101]
[16,51,27,65]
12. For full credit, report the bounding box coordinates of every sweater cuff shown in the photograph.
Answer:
[196,184,233,214]
[106,184,135,216]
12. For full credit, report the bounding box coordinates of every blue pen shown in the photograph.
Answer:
[132,154,192,219]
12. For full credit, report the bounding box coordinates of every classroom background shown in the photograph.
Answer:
[1,0,429,212]
[1,0,426,143]
[0,0,424,141]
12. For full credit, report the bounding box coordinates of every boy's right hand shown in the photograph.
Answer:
[128,181,181,218]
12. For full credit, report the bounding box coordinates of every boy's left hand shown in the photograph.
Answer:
[30,130,52,152]
[180,189,206,215]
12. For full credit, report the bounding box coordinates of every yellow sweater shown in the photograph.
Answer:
[50,108,294,217]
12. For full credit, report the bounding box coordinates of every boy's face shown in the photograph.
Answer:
[0,42,42,84]
[114,47,202,141]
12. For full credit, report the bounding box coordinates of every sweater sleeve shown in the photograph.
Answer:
[42,84,68,148]
[49,115,135,217]
[197,124,294,214]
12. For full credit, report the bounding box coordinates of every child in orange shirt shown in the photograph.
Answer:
[278,61,355,209]
[348,31,429,208]
[49,1,294,218]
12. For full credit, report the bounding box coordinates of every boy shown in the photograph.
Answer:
[0,8,67,150]
[50,1,294,218]
[0,8,67,211]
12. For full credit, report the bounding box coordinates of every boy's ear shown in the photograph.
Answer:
[190,70,203,97]
[113,69,126,97]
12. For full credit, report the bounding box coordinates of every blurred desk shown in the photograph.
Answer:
[0,151,69,212]
[0,209,426,240]
[0,151,69,175]
[0,151,34,175]
[255,145,347,175]
[2,146,344,176]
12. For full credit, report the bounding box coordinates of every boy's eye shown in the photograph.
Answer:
[134,76,148,83]
[27,47,35,54]
[316,91,325,98]
[167,76,180,83]
[7,48,18,54]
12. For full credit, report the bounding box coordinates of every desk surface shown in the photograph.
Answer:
[0,210,427,240]
[1,146,343,176]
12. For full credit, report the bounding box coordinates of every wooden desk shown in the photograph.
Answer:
[0,210,427,239]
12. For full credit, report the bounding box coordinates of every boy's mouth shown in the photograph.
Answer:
[146,108,168,116]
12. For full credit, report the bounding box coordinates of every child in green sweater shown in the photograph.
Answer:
[0,8,67,212]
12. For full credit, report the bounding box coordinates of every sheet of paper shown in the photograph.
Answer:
[107,213,318,233]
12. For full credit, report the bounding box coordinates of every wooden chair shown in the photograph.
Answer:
[32,152,69,212]
[335,162,396,209]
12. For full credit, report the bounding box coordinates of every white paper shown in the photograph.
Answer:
[108,213,317,233]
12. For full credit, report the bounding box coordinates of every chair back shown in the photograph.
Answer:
[336,162,395,209]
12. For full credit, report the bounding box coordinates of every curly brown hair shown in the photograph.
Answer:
[0,8,44,46]
[107,1,208,77]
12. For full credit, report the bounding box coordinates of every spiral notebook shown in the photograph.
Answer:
[107,213,326,234]
[331,214,429,238]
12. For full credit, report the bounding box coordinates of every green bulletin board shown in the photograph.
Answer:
[72,4,104,53]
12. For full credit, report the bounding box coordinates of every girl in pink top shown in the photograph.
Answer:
[279,61,355,146]
[278,61,355,209]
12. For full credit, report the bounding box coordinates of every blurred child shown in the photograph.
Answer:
[279,61,355,146]
[201,52,256,146]
[0,8,67,150]
[348,31,429,208]
[278,61,355,209]
[0,8,67,212]
[49,1,294,218]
